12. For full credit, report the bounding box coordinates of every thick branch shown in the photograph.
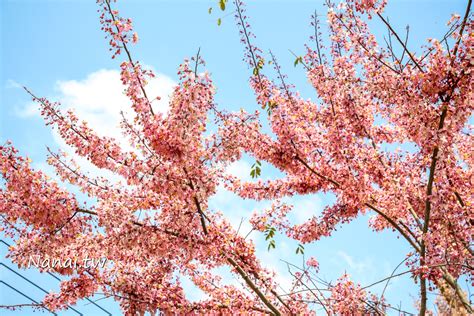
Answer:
[226,257,281,316]
[451,0,472,60]
[184,174,283,315]
[293,153,421,252]
[440,268,473,313]
[419,105,448,315]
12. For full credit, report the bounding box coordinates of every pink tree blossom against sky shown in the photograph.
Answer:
[1,0,472,315]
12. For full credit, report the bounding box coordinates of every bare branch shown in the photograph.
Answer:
[377,13,425,73]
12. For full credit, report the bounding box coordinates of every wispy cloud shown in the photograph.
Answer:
[15,68,176,181]
[289,194,323,224]
[5,79,22,89]
[17,68,175,145]
[333,250,391,287]
[226,159,253,182]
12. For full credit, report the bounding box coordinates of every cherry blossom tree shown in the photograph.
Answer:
[1,0,472,315]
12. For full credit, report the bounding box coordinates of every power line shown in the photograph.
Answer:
[0,263,83,315]
[0,280,57,315]
[0,239,112,315]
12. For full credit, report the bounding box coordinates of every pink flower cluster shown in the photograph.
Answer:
[1,0,472,314]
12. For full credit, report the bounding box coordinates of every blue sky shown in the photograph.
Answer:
[0,0,470,315]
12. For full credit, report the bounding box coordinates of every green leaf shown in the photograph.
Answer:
[253,67,259,76]
[250,160,262,179]
[266,105,273,115]
[266,100,277,112]
[217,18,222,26]
[296,243,305,255]
[264,225,277,251]
[294,56,303,67]
[264,225,275,240]
[268,240,276,251]
[208,7,213,14]
[219,0,226,11]
[266,230,274,240]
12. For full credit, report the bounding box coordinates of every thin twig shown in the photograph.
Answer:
[377,13,424,73]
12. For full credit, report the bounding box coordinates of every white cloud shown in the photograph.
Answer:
[15,100,39,118]
[209,185,258,239]
[179,274,209,302]
[19,68,175,146]
[256,239,296,291]
[289,195,323,224]
[337,251,368,272]
[16,69,176,182]
[5,79,22,89]
[208,183,297,291]
[226,159,252,182]
[334,251,379,284]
